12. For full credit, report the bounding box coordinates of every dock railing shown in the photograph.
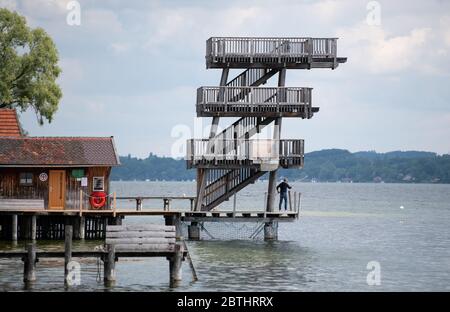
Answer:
[264,190,301,218]
[115,196,196,211]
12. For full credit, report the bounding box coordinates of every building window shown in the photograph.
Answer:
[93,177,105,192]
[19,172,33,185]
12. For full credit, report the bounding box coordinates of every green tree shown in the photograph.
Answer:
[0,8,62,124]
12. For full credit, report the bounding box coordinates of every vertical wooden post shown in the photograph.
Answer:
[288,191,292,212]
[233,194,237,217]
[113,192,117,218]
[12,214,18,241]
[169,244,183,287]
[79,190,83,217]
[293,191,297,213]
[104,244,116,285]
[64,225,73,285]
[23,243,37,283]
[31,215,37,241]
[79,216,85,239]
[266,68,285,217]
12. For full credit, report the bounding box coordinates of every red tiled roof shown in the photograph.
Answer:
[0,109,22,137]
[0,137,120,167]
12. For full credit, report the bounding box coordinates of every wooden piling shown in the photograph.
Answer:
[64,225,73,285]
[79,216,85,239]
[169,244,183,286]
[104,244,116,285]
[12,214,18,241]
[31,215,37,241]
[23,243,37,283]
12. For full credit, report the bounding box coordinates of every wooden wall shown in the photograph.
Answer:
[0,167,111,210]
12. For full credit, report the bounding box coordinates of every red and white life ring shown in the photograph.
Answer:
[89,191,107,209]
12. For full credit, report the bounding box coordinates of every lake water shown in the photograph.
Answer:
[1,181,450,291]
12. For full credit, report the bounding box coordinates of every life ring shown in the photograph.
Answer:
[90,191,107,209]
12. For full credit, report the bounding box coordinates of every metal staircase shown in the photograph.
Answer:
[188,37,346,211]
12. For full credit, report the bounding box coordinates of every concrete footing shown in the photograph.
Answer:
[188,222,201,240]
[264,221,278,241]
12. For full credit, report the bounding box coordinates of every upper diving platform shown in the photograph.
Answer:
[206,37,347,69]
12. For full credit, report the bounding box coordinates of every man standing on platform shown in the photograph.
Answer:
[276,178,292,211]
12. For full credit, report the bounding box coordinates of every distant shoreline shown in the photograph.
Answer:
[111,180,450,185]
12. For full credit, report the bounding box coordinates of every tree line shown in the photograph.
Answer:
[111,149,450,183]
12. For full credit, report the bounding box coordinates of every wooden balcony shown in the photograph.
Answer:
[196,86,317,118]
[186,139,304,169]
[206,37,347,69]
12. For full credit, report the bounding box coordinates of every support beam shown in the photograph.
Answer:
[104,244,116,286]
[169,244,183,287]
[64,225,73,286]
[164,215,182,240]
[73,217,80,239]
[31,215,37,241]
[264,221,278,241]
[79,216,85,240]
[266,68,286,214]
[23,243,37,283]
[12,214,18,241]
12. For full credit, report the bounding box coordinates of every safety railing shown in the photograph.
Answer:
[206,37,338,62]
[197,86,312,106]
[186,139,304,166]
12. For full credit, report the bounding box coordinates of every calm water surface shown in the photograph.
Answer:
[1,181,449,291]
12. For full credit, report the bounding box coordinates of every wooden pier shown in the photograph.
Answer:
[0,224,192,287]
[0,191,300,241]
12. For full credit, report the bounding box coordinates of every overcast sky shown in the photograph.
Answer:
[1,0,450,157]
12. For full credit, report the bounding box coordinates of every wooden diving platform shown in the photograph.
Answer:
[186,139,304,169]
[206,37,347,69]
[196,86,318,118]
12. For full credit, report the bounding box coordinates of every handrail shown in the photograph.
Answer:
[115,196,196,211]
[197,86,312,105]
[187,139,304,161]
[206,37,338,59]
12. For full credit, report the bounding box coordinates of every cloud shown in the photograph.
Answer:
[110,42,131,54]
[0,0,17,10]
[337,23,431,74]
[441,15,450,47]
[7,0,450,156]
[19,0,67,18]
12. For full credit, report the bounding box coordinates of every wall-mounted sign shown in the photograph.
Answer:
[72,169,85,178]
[81,177,88,187]
[39,172,48,182]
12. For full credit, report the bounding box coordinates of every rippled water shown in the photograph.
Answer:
[1,181,450,291]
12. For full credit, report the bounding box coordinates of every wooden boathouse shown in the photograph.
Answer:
[187,37,346,240]
[0,108,121,240]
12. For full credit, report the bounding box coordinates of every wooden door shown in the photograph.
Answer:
[48,170,66,210]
